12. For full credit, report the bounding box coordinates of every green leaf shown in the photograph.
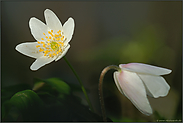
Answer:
[2,100,12,120]
[34,78,71,95]
[32,81,45,91]
[10,90,43,121]
[61,95,105,121]
[37,92,63,106]
[1,84,31,103]
[46,78,71,95]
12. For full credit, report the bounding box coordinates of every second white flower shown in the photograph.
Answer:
[113,63,172,115]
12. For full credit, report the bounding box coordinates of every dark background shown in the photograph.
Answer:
[1,1,182,121]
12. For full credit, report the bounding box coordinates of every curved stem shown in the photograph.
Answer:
[99,65,120,121]
[63,56,94,112]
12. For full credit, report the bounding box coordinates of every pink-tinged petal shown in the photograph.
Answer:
[137,74,170,98]
[15,42,43,59]
[30,56,56,70]
[55,44,70,61]
[114,70,153,115]
[63,18,75,44]
[114,71,124,95]
[44,9,62,33]
[29,17,48,41]
[120,63,172,75]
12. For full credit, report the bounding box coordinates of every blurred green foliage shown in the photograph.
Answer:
[1,78,105,122]
[78,24,174,66]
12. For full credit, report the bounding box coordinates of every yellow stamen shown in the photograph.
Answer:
[51,30,53,33]
[49,54,52,57]
[36,45,40,48]
[48,31,52,35]
[39,48,43,52]
[61,37,64,41]
[48,31,53,37]
[38,41,41,44]
[47,43,50,45]
[52,46,55,48]
[59,48,62,52]
[43,44,45,47]
[56,51,59,54]
[58,42,64,46]
[53,53,56,56]
[41,38,44,40]
[47,39,50,41]
[43,33,45,35]
[46,36,48,38]
[49,36,51,39]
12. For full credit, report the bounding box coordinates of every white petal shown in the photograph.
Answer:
[55,44,70,61]
[120,63,172,75]
[15,42,43,58]
[137,74,170,98]
[29,17,48,41]
[30,56,56,70]
[114,71,124,95]
[63,18,75,44]
[44,9,62,33]
[114,70,153,115]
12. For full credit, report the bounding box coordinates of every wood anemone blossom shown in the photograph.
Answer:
[99,63,172,121]
[16,9,75,70]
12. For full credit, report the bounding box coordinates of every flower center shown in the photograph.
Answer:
[36,29,66,58]
[51,42,59,51]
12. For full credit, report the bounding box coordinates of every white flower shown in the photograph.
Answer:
[113,63,172,115]
[16,9,75,70]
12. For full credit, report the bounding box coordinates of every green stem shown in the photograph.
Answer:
[63,56,94,112]
[99,65,120,121]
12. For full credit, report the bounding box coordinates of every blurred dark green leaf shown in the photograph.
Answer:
[2,100,12,120]
[9,90,43,121]
[37,92,63,106]
[62,95,104,121]
[36,90,104,121]
[1,84,31,103]
[45,78,71,95]
[33,78,70,95]
[32,81,45,91]
[2,78,107,121]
